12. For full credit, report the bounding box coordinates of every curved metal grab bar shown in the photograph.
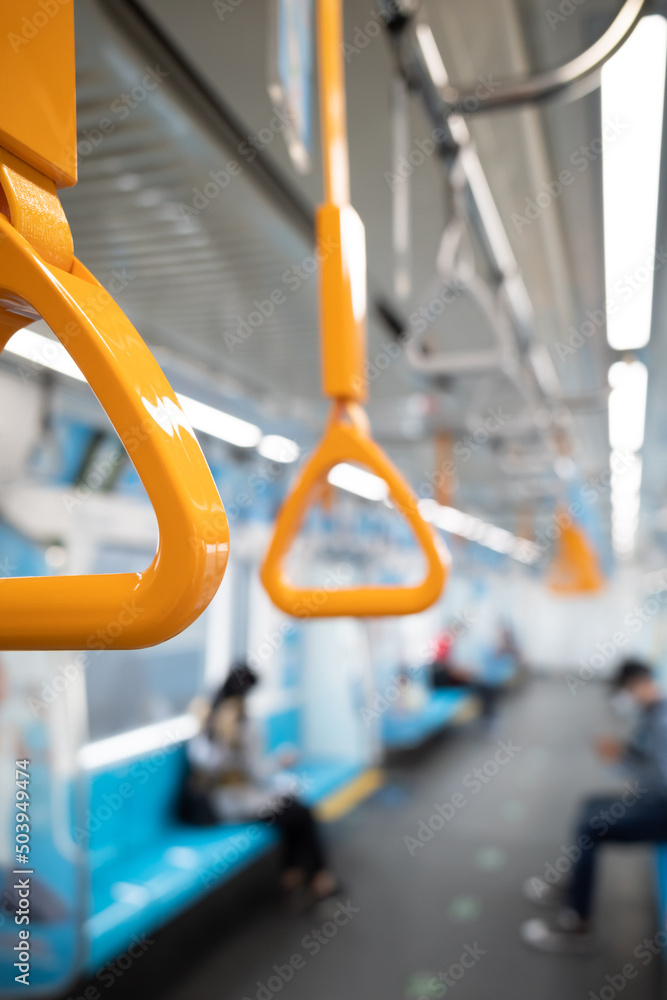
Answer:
[437,0,649,112]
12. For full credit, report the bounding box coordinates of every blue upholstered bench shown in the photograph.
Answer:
[381,689,473,750]
[83,739,365,970]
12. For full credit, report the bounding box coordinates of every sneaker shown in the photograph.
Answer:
[521,910,597,955]
[522,876,565,908]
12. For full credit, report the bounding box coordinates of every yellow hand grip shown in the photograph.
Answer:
[547,512,604,594]
[0,214,229,650]
[260,404,448,617]
[260,0,449,618]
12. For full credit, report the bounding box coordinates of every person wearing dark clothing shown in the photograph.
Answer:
[522,659,667,953]
[183,663,338,903]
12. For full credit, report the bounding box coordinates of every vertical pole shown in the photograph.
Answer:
[317,0,350,206]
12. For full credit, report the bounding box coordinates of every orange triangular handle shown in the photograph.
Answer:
[260,406,449,617]
[0,214,229,649]
[547,515,604,594]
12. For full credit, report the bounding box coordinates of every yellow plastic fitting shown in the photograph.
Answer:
[0,1,77,188]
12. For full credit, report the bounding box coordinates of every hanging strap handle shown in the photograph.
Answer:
[260,402,448,617]
[260,0,448,618]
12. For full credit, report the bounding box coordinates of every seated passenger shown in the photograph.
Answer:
[429,622,469,689]
[521,659,667,953]
[182,663,341,906]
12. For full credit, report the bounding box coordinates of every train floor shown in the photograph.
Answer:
[136,677,665,999]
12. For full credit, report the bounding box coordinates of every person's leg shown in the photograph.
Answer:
[523,788,667,952]
[273,800,331,890]
[567,790,667,920]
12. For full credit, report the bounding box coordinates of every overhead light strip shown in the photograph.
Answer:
[326,463,539,563]
[602,15,667,351]
[3,326,298,456]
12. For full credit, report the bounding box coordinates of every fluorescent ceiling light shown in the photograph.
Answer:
[3,323,263,449]
[418,498,540,564]
[610,443,644,559]
[611,454,642,493]
[5,327,86,381]
[177,394,261,448]
[608,360,648,453]
[257,435,300,463]
[328,463,389,502]
[602,15,667,350]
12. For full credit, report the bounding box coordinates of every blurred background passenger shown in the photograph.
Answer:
[429,621,470,689]
[182,663,340,906]
[521,659,667,953]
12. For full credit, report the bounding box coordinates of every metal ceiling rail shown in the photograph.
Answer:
[398,0,651,113]
[377,0,615,430]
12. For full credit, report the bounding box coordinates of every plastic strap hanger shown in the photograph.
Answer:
[0,6,229,649]
[260,0,448,618]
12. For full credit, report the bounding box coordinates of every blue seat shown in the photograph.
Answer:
[382,689,473,750]
[84,742,365,970]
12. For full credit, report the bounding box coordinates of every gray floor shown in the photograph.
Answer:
[163,678,664,1000]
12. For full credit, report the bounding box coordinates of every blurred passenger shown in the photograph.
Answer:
[522,659,667,953]
[474,628,517,732]
[429,622,469,689]
[182,663,340,906]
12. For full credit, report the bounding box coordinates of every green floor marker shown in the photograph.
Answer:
[474,846,507,870]
[447,895,482,921]
[501,798,527,822]
[404,972,444,998]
